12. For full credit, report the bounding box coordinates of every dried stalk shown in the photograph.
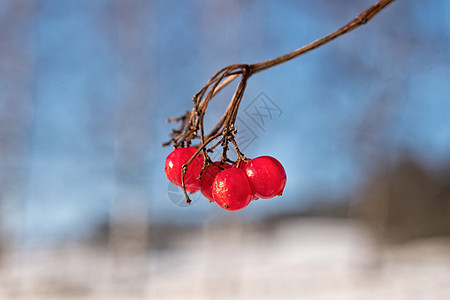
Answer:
[163,0,396,204]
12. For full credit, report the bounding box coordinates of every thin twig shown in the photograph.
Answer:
[251,0,395,74]
[164,0,395,203]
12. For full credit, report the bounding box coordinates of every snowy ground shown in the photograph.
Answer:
[1,218,449,299]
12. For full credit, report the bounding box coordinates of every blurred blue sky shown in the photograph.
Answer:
[1,0,449,244]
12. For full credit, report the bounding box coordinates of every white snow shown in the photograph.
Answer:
[0,218,449,299]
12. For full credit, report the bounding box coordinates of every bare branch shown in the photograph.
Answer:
[163,0,396,203]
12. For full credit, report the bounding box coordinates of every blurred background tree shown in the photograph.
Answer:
[0,0,35,258]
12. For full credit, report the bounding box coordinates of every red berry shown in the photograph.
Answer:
[185,185,199,194]
[165,147,204,191]
[232,160,259,200]
[244,156,286,199]
[200,161,231,202]
[212,168,253,211]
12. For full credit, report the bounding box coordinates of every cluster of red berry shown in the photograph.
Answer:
[165,147,286,211]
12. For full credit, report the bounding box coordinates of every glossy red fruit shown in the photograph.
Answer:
[185,185,199,194]
[165,147,204,191]
[232,160,259,200]
[244,156,286,199]
[200,161,231,202]
[212,168,253,211]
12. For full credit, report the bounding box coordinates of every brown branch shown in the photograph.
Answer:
[164,0,396,203]
[250,0,395,74]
